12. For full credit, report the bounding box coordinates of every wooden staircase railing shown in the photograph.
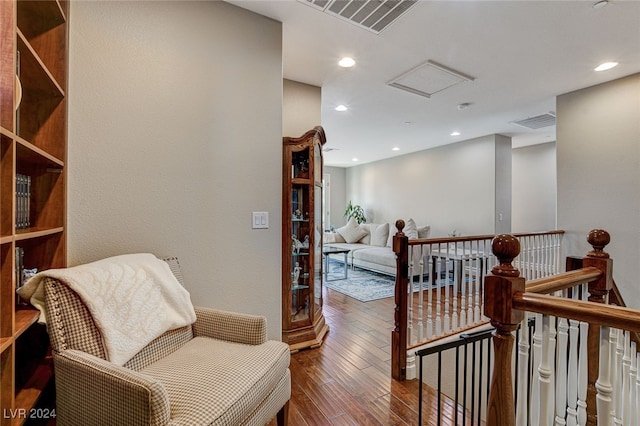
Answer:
[485,229,640,426]
[391,219,564,381]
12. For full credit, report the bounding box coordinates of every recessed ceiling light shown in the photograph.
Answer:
[392,147,400,151]
[595,62,618,72]
[352,157,359,162]
[335,105,348,112]
[450,131,461,136]
[338,57,356,68]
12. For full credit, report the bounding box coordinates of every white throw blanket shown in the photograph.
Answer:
[18,253,197,366]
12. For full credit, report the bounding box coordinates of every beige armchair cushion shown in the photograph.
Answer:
[140,337,290,425]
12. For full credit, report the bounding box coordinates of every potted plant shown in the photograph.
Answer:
[344,201,366,224]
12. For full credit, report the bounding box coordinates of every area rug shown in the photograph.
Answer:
[324,260,460,302]
[324,262,397,302]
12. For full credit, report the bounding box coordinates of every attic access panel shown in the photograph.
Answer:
[298,0,418,34]
[387,60,475,99]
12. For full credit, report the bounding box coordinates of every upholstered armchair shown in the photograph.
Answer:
[39,256,290,425]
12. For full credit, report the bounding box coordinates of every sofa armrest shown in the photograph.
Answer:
[192,306,267,345]
[54,349,170,426]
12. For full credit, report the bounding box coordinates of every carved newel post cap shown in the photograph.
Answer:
[395,219,405,235]
[587,229,610,258]
[491,234,521,277]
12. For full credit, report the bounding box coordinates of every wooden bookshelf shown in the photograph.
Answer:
[1,1,68,424]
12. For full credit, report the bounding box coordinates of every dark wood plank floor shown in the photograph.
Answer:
[270,287,471,426]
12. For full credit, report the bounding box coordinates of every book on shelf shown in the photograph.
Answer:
[15,173,31,230]
[15,246,24,304]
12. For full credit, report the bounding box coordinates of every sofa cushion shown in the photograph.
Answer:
[324,232,346,244]
[369,223,389,247]
[352,246,396,268]
[141,337,290,425]
[337,218,367,243]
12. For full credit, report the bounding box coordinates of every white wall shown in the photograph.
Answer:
[557,73,640,308]
[67,1,284,338]
[345,135,506,237]
[512,142,557,232]
[283,79,321,138]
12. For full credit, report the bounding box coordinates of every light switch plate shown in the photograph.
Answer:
[252,212,269,229]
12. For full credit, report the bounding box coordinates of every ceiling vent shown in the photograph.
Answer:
[298,0,418,34]
[511,112,557,129]
[387,60,475,99]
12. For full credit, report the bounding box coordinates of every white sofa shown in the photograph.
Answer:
[324,218,430,276]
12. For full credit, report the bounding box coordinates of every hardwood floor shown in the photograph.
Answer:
[270,287,471,426]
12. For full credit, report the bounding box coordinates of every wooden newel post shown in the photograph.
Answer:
[392,219,408,381]
[484,234,525,426]
[582,229,613,426]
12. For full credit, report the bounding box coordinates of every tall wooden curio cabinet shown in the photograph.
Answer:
[282,126,328,352]
[1,0,68,423]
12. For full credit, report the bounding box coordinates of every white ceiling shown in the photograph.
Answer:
[227,0,640,167]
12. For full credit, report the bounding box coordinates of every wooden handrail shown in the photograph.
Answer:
[525,267,602,294]
[513,293,640,332]
[392,224,565,381]
[407,229,565,246]
[483,229,638,426]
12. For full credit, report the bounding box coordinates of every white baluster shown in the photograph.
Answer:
[556,316,569,426]
[577,320,589,426]
[531,313,543,426]
[443,245,451,334]
[516,315,531,426]
[566,315,580,426]
[435,246,442,337]
[549,315,557,426]
[596,326,613,426]
[556,296,569,426]
[451,245,458,331]
[635,352,640,426]
[622,331,631,425]
[628,342,637,426]
[539,315,553,424]
[473,247,481,324]
[613,329,623,425]
[407,247,413,346]
[459,249,467,329]
[542,234,548,277]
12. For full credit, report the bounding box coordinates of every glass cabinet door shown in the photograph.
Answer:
[290,147,311,325]
[282,126,328,350]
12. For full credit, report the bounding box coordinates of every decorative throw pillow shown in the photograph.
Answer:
[417,225,431,239]
[359,224,372,245]
[336,217,367,243]
[386,222,399,247]
[370,223,390,247]
[404,218,419,240]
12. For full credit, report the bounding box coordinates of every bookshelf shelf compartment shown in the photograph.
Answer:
[1,0,67,421]
[14,309,39,339]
